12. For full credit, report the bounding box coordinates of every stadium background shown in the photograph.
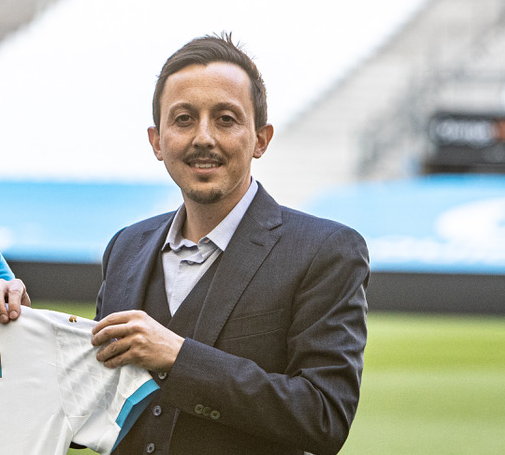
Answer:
[1,0,504,453]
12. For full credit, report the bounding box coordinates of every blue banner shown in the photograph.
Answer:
[306,174,505,274]
[0,181,181,263]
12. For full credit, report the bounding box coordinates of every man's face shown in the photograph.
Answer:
[148,62,273,209]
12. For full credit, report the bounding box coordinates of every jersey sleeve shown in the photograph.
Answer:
[51,312,159,454]
[0,253,14,281]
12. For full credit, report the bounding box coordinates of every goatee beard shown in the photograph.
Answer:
[186,187,223,204]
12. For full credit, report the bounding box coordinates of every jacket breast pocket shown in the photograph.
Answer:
[216,309,287,372]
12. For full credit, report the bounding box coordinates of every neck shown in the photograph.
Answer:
[181,200,232,243]
[180,177,254,242]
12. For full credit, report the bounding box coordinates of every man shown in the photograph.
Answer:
[86,33,369,454]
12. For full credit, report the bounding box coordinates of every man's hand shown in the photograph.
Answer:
[0,279,31,324]
[91,310,184,372]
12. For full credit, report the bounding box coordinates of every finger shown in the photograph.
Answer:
[92,310,140,335]
[5,279,28,321]
[21,289,31,308]
[91,324,126,347]
[96,338,128,365]
[0,279,28,324]
[0,280,8,324]
[91,312,142,347]
[102,350,131,369]
[91,315,127,345]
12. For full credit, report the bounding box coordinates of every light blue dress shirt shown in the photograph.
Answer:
[162,179,258,315]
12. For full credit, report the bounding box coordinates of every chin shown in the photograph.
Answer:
[186,188,223,205]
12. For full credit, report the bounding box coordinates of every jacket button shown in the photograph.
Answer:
[146,442,155,453]
[210,410,221,420]
[194,404,204,415]
[158,372,168,380]
[202,406,211,417]
[152,405,162,417]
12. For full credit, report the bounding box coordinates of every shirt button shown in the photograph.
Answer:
[194,404,204,415]
[210,410,221,420]
[146,442,155,453]
[152,405,162,417]
[157,372,167,380]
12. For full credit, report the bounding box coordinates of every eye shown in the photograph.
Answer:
[219,115,236,125]
[175,114,192,125]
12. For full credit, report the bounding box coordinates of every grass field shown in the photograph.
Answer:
[340,313,505,455]
[33,302,505,455]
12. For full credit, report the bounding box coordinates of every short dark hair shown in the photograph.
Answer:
[152,32,268,131]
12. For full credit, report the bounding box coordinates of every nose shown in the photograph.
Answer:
[192,119,216,149]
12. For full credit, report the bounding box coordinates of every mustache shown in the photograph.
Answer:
[183,150,226,164]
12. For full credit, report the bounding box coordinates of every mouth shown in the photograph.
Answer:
[191,161,221,169]
[184,152,225,170]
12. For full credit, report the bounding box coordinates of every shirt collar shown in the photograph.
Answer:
[164,178,258,252]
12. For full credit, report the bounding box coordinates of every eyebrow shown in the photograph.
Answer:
[213,102,244,113]
[168,102,194,116]
[168,101,245,117]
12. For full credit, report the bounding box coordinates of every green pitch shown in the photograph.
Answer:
[32,303,505,455]
[340,313,505,455]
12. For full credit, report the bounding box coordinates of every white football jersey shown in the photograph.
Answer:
[0,306,159,455]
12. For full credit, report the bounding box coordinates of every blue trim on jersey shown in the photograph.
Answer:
[112,378,160,451]
[0,254,14,281]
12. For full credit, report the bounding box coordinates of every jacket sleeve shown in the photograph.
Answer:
[164,226,369,455]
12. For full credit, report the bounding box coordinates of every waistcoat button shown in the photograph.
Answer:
[152,405,162,417]
[146,442,155,453]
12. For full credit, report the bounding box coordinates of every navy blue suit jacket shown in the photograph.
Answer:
[96,184,369,455]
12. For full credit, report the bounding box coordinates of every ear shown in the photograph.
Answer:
[148,126,163,161]
[253,124,274,159]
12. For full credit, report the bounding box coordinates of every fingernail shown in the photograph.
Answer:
[0,314,8,323]
[9,311,18,319]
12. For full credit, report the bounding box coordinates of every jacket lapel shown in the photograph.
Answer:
[192,185,283,346]
[121,213,174,311]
